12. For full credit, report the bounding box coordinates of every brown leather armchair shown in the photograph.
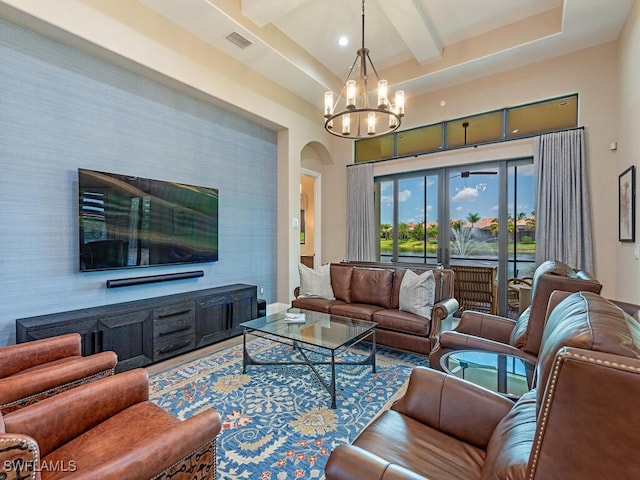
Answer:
[429,260,602,370]
[0,368,221,479]
[0,333,117,414]
[325,291,640,480]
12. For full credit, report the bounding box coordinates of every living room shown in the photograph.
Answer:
[1,0,639,477]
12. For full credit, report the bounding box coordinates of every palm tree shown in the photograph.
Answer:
[467,212,480,229]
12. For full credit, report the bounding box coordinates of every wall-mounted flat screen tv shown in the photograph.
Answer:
[78,168,218,272]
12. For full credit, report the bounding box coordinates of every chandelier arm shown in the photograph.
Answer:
[364,51,381,82]
[333,54,362,112]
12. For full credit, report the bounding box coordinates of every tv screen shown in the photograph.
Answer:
[78,168,218,271]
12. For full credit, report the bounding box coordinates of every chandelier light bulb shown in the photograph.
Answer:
[324,91,334,117]
[342,114,351,135]
[389,106,398,128]
[367,112,376,135]
[395,90,405,116]
[377,80,388,109]
[346,80,357,109]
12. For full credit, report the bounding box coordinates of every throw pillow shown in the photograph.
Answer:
[298,263,335,299]
[399,269,435,319]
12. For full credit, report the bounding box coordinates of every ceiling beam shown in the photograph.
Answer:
[241,0,308,27]
[376,0,442,65]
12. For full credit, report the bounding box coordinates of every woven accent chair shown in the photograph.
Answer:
[0,368,221,479]
[507,277,533,315]
[451,265,498,315]
[0,333,117,414]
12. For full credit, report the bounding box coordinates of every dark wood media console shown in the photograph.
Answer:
[16,284,258,372]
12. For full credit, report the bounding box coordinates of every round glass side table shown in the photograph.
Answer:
[440,350,535,400]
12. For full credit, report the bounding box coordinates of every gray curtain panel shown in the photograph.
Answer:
[534,129,594,273]
[347,163,376,261]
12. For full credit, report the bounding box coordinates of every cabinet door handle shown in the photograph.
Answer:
[158,340,192,354]
[158,325,192,336]
[157,309,193,319]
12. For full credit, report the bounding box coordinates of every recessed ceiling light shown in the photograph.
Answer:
[338,36,349,47]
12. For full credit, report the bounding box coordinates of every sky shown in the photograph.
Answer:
[380,165,535,225]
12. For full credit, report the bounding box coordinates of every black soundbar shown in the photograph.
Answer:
[106,270,204,288]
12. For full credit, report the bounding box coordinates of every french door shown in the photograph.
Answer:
[375,158,535,315]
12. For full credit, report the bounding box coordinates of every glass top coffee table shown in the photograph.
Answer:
[240,309,377,408]
[440,350,535,400]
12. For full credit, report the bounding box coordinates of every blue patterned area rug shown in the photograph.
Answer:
[149,337,429,479]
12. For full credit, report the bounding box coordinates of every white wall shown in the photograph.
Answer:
[617,0,640,302]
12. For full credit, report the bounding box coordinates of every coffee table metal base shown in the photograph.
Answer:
[242,329,376,409]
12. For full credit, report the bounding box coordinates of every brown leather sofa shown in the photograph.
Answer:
[429,260,602,369]
[0,368,221,479]
[292,262,459,354]
[325,291,640,480]
[0,333,117,414]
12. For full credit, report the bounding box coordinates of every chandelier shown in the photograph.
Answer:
[323,0,405,139]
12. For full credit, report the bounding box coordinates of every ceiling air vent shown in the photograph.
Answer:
[225,31,252,49]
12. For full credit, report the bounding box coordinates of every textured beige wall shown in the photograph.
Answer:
[617,0,640,302]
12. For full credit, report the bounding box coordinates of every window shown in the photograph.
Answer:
[356,94,578,163]
[376,158,535,315]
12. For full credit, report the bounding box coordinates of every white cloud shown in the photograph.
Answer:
[381,195,393,205]
[398,189,412,202]
[452,187,479,202]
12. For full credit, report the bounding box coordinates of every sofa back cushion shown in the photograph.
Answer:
[330,264,354,302]
[350,267,394,308]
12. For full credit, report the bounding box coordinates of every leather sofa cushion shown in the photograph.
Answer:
[292,297,345,313]
[350,268,394,308]
[481,389,536,480]
[331,264,354,303]
[330,303,384,321]
[372,309,430,336]
[353,409,485,480]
